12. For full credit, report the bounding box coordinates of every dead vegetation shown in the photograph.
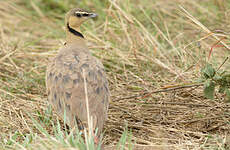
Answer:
[0,0,230,149]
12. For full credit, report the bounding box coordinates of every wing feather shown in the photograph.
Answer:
[46,46,109,133]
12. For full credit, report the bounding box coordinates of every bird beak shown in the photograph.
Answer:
[89,13,97,18]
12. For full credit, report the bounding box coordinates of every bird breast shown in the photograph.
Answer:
[46,45,110,132]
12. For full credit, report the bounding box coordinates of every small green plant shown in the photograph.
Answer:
[201,61,230,101]
[116,126,133,150]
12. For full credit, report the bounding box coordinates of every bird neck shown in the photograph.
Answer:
[66,23,86,45]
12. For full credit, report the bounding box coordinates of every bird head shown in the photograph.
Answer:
[65,8,97,30]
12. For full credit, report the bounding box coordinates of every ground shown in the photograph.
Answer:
[0,0,230,149]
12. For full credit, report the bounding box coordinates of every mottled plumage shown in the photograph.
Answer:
[46,8,110,136]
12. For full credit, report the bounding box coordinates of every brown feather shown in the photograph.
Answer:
[46,8,109,135]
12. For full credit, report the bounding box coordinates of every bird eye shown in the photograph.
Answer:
[75,13,82,17]
[82,13,89,17]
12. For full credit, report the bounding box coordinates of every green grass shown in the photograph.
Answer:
[0,0,230,149]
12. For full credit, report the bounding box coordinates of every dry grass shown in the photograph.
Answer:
[0,0,230,149]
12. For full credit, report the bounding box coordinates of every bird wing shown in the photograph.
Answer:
[46,45,110,133]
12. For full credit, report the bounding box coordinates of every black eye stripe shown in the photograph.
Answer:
[82,13,89,17]
[75,12,91,17]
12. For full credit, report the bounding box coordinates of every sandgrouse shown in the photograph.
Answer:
[46,8,110,140]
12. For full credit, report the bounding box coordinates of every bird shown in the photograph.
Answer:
[46,8,110,144]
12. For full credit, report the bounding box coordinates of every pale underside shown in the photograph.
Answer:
[46,43,110,134]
